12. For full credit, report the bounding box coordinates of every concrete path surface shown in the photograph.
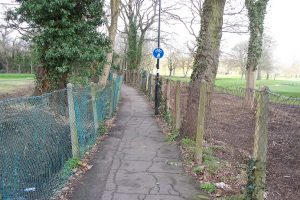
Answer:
[70,85,209,200]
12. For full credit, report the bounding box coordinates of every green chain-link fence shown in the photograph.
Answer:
[0,74,123,200]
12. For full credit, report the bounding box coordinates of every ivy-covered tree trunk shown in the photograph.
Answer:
[122,0,157,73]
[34,66,50,94]
[34,66,68,95]
[99,0,121,86]
[244,0,269,108]
[126,23,144,71]
[181,0,226,139]
[127,19,138,70]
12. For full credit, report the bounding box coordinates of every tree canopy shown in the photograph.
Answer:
[7,0,109,93]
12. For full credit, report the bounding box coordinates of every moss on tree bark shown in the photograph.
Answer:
[181,0,226,139]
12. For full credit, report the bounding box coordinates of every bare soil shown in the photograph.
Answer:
[0,85,34,100]
[149,80,299,199]
[205,91,300,200]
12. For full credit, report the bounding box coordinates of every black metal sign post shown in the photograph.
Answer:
[155,0,162,115]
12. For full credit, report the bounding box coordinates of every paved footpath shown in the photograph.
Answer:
[70,85,209,200]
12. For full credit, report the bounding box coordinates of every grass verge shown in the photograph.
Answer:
[0,73,35,80]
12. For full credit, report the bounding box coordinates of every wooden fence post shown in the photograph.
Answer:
[175,81,181,129]
[152,76,156,99]
[166,79,171,112]
[127,70,130,84]
[144,73,148,91]
[134,71,137,87]
[91,84,99,134]
[130,71,134,85]
[160,77,164,94]
[125,70,128,83]
[67,83,80,158]
[137,71,140,87]
[252,87,269,200]
[195,81,208,164]
[145,73,149,92]
[132,71,135,85]
[148,74,152,97]
[141,72,144,90]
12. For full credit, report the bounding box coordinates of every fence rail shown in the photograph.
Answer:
[0,74,123,200]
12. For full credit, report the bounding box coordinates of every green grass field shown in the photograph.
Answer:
[165,76,300,98]
[0,73,35,93]
[0,73,35,79]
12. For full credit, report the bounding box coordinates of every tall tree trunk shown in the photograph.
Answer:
[136,36,144,70]
[127,20,138,70]
[257,67,261,80]
[30,61,34,74]
[99,0,121,86]
[245,68,255,107]
[244,0,269,108]
[181,0,226,139]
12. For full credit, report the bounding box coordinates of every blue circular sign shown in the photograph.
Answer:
[153,48,164,59]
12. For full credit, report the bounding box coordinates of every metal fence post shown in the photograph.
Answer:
[195,81,207,164]
[175,81,181,129]
[67,83,80,158]
[109,80,116,118]
[117,76,123,103]
[91,83,99,134]
[252,87,269,200]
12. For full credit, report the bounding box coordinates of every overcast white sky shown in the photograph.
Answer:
[265,0,300,66]
[1,0,300,67]
[168,0,300,67]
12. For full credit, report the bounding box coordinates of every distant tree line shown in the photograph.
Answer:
[0,27,38,73]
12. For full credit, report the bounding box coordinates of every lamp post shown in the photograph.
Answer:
[154,0,162,115]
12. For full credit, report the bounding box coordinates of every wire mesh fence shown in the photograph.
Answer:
[0,74,123,200]
[205,87,300,200]
[127,70,300,200]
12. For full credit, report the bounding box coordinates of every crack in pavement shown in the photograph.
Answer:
[69,85,210,200]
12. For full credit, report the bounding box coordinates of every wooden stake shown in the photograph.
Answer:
[195,81,207,164]
[175,81,181,129]
[252,87,269,200]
